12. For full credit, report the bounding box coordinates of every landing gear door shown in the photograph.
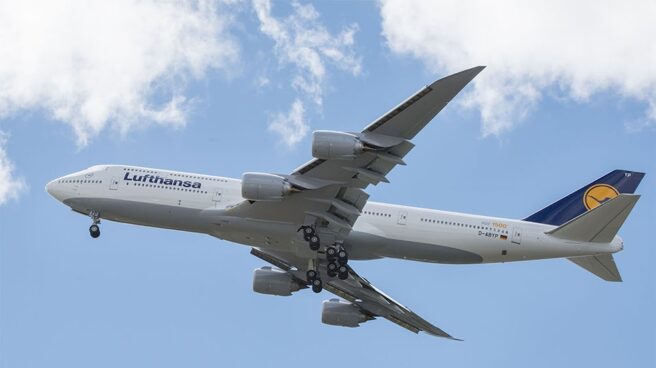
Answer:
[397,211,408,225]
[511,227,522,245]
[109,177,119,190]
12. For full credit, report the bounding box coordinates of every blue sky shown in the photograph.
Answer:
[1,1,655,367]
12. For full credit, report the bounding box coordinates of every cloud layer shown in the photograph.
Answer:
[0,133,25,205]
[0,0,238,146]
[253,0,361,147]
[379,0,656,136]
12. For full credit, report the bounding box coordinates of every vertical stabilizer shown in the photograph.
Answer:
[524,170,644,226]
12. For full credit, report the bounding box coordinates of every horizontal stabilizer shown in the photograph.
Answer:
[568,254,622,282]
[546,194,640,243]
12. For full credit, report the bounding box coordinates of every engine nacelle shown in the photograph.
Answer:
[252,267,302,296]
[241,172,293,201]
[321,299,369,327]
[312,131,364,160]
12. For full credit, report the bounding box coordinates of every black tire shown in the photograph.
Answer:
[309,235,320,251]
[303,227,314,235]
[311,278,322,293]
[338,271,348,280]
[306,269,317,281]
[326,247,337,258]
[327,270,337,278]
[89,225,100,238]
[338,265,348,274]
[338,250,348,265]
[327,262,338,271]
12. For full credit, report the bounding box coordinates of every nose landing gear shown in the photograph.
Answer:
[89,211,101,238]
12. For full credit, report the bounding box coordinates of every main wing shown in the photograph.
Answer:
[226,67,484,338]
[220,66,485,234]
[251,248,460,339]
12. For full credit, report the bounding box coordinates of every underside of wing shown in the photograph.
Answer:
[251,248,460,340]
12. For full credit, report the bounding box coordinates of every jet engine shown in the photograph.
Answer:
[241,172,294,201]
[321,299,371,327]
[252,267,303,296]
[312,131,365,160]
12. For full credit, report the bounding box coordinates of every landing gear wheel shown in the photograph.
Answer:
[327,262,338,278]
[309,235,320,251]
[338,265,348,280]
[326,246,337,259]
[306,269,318,281]
[89,224,100,238]
[337,249,348,265]
[311,278,323,293]
[298,225,316,241]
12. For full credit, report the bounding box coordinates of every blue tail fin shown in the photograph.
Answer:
[524,170,645,226]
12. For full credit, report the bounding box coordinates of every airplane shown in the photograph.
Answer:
[45,66,645,339]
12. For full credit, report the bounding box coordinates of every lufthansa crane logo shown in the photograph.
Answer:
[583,184,619,210]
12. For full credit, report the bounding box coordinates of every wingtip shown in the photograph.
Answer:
[430,65,486,88]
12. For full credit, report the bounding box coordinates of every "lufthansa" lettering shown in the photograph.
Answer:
[123,172,201,189]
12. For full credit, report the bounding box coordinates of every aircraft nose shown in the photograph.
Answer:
[45,179,65,201]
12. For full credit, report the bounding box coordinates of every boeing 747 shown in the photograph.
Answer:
[46,67,644,339]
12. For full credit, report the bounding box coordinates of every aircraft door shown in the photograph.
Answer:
[511,227,522,245]
[109,176,119,190]
[212,189,222,207]
[397,211,408,225]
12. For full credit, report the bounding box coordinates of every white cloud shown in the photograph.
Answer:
[267,99,308,147]
[253,0,361,145]
[0,0,239,146]
[0,133,26,205]
[379,0,656,136]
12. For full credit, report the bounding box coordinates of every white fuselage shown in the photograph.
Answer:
[46,165,622,264]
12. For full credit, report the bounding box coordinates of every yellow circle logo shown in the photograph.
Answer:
[583,184,619,210]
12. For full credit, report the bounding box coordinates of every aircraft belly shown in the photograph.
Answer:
[344,230,483,264]
[64,197,209,233]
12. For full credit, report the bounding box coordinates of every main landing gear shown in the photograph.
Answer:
[89,211,101,238]
[307,269,323,293]
[326,245,349,280]
[298,225,320,250]
[299,225,350,293]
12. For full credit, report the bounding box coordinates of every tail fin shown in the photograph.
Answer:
[568,254,622,282]
[546,194,640,243]
[524,170,644,226]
